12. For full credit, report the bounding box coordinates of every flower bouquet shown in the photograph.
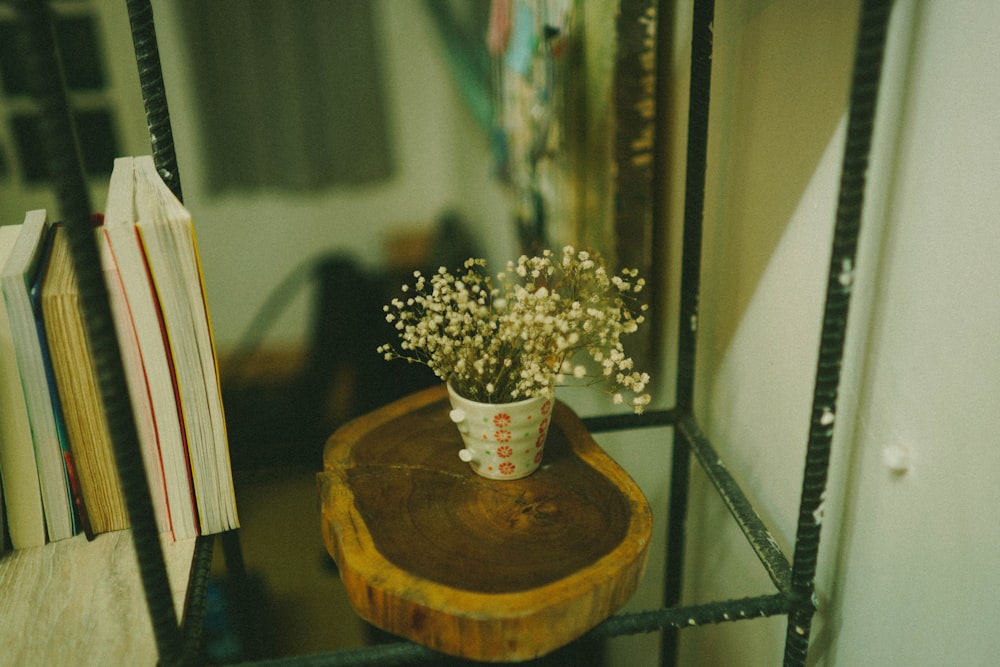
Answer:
[377,246,651,478]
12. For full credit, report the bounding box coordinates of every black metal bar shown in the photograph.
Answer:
[783,1,893,664]
[126,0,184,201]
[590,593,792,638]
[584,409,795,596]
[179,535,216,663]
[126,4,247,662]
[12,1,183,663]
[232,642,440,667]
[678,415,792,594]
[662,0,714,663]
[672,3,713,417]
[581,407,679,433]
[230,595,791,666]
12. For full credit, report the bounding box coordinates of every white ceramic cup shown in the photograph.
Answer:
[446,384,554,480]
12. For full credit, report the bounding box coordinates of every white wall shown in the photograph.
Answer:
[149,0,516,350]
[657,2,1000,666]
[817,3,1000,664]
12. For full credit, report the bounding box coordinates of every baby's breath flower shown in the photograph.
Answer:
[377,246,652,412]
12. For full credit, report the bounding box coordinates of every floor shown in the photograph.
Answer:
[210,342,389,662]
[208,464,367,661]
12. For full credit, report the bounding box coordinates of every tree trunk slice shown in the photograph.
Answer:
[319,384,653,662]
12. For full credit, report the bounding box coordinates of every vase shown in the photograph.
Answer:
[446,384,553,480]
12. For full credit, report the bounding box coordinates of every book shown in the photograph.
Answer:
[133,156,238,534]
[1,211,75,543]
[41,225,129,535]
[30,224,89,539]
[0,222,47,549]
[102,157,196,539]
[99,238,171,536]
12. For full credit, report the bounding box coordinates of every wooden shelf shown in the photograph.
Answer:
[0,531,196,665]
[319,384,653,662]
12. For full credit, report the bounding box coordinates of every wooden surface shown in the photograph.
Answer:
[0,531,196,666]
[319,384,653,662]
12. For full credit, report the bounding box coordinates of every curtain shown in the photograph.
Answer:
[177,0,394,193]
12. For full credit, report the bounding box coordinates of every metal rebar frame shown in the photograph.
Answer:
[17,0,892,664]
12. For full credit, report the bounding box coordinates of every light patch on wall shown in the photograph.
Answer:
[704,115,846,551]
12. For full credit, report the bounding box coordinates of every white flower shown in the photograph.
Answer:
[377,247,652,412]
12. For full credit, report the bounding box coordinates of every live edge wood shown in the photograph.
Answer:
[319,384,653,662]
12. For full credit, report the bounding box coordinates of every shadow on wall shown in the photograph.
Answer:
[700,1,860,361]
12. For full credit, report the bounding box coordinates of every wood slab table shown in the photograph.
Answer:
[319,385,653,662]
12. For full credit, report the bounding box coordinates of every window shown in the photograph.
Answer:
[0,3,121,187]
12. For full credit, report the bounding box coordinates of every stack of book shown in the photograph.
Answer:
[0,156,239,551]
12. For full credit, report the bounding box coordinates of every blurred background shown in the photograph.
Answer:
[0,1,654,663]
[6,2,998,666]
[2,1,517,463]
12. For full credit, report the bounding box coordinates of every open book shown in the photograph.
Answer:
[102,156,238,536]
[102,158,188,537]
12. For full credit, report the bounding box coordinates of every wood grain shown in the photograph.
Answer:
[0,531,195,666]
[319,384,652,662]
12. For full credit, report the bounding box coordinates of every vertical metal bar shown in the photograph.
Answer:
[126,0,184,201]
[662,0,714,664]
[12,1,183,663]
[783,1,893,664]
[126,3,240,661]
[179,536,215,661]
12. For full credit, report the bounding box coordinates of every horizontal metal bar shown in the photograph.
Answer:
[234,595,792,666]
[233,641,438,666]
[581,407,679,433]
[589,593,793,638]
[677,414,793,594]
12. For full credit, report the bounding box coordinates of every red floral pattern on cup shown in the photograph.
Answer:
[447,385,553,480]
